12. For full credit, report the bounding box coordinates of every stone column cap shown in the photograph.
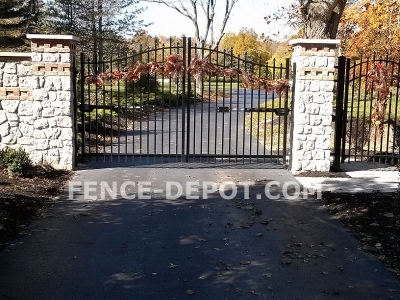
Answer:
[289,39,340,47]
[26,34,80,41]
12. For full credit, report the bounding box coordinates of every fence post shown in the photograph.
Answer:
[289,39,341,173]
[332,55,346,171]
[341,58,351,163]
[282,58,290,165]
[288,62,296,171]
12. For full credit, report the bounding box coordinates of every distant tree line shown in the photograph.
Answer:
[0,0,40,49]
[1,0,397,65]
[0,0,146,60]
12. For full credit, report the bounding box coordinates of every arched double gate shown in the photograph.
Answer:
[76,38,291,166]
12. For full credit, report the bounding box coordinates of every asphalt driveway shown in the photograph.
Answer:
[0,165,399,299]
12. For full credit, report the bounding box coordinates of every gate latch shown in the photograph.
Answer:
[217,106,291,116]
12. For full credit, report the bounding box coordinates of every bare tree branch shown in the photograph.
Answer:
[214,0,238,47]
[143,0,240,47]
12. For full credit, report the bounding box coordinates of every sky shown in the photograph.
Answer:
[137,0,295,41]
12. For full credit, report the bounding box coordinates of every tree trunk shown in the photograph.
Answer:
[301,0,347,39]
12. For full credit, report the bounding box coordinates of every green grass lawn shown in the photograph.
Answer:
[86,78,238,106]
[245,96,290,151]
[339,85,400,121]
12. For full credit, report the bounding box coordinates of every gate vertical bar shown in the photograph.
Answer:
[361,58,370,162]
[235,53,240,162]
[269,59,276,163]
[256,57,262,162]
[333,56,346,171]
[94,56,99,161]
[186,37,192,162]
[200,44,205,160]
[87,57,92,158]
[181,37,187,162]
[101,59,106,161]
[393,59,400,164]
[153,43,158,161]
[207,45,212,162]
[242,55,247,162]
[249,57,254,161]
[117,53,121,158]
[263,61,269,162]
[80,52,85,162]
[160,41,166,160]
[276,59,282,162]
[124,52,128,161]
[110,55,115,161]
[222,49,227,159]
[228,48,234,160]
[282,58,290,165]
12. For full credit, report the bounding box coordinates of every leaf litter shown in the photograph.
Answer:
[321,191,400,278]
[0,166,72,251]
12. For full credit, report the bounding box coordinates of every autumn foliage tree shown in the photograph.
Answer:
[269,42,291,67]
[339,0,400,60]
[220,29,271,63]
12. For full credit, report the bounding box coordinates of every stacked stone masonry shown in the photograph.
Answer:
[0,35,78,170]
[290,39,340,173]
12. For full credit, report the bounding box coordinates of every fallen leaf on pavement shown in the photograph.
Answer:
[281,258,292,265]
[250,290,258,295]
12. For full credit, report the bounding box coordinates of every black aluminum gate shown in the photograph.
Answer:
[76,37,290,165]
[333,55,400,169]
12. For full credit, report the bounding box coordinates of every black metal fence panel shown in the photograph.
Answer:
[338,55,400,166]
[76,37,291,165]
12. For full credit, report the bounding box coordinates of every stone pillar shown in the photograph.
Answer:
[26,34,79,170]
[289,39,340,173]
